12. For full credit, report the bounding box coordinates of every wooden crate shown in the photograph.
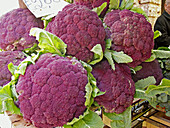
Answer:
[143,111,170,128]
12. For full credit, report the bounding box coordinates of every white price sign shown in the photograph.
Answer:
[23,0,69,18]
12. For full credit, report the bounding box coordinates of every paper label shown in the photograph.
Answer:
[23,0,69,18]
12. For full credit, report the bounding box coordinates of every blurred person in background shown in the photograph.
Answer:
[154,0,170,49]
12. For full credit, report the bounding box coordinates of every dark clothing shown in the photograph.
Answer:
[154,11,170,49]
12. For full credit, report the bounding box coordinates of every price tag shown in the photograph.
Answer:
[23,0,69,18]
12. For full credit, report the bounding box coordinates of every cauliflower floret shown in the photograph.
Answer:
[16,53,88,128]
[104,9,154,67]
[46,4,106,63]
[74,0,93,9]
[74,0,110,17]
[0,8,44,51]
[92,60,135,114]
[132,59,163,85]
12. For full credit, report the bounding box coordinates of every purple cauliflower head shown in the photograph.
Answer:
[0,8,44,51]
[46,4,106,63]
[132,59,163,85]
[74,0,93,9]
[74,0,110,17]
[104,9,154,68]
[0,51,25,86]
[16,53,88,128]
[92,60,135,114]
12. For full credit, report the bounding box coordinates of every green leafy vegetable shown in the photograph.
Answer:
[104,50,115,70]
[145,83,170,97]
[90,44,103,65]
[109,0,120,10]
[81,61,105,107]
[154,30,162,39]
[104,50,132,70]
[135,76,156,89]
[120,0,126,9]
[161,78,170,86]
[0,52,40,115]
[64,110,104,128]
[41,17,52,29]
[0,84,21,115]
[64,110,89,126]
[92,2,107,16]
[157,93,168,102]
[85,83,93,107]
[8,63,18,76]
[157,47,170,51]
[124,0,134,10]
[109,0,134,10]
[131,66,142,74]
[103,106,131,128]
[104,39,115,70]
[8,53,39,80]
[105,39,112,49]
[153,50,170,59]
[89,72,105,98]
[156,93,170,117]
[104,39,132,67]
[135,78,170,109]
[64,0,73,3]
[30,27,67,56]
[112,51,133,63]
[23,43,39,54]
[81,60,93,73]
[144,53,156,62]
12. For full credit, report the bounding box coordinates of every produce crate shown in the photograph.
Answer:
[141,111,170,128]
[103,99,170,128]
[102,99,151,127]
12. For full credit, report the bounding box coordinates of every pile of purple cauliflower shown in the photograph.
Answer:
[0,0,164,128]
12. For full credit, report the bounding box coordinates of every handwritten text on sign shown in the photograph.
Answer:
[23,0,69,18]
